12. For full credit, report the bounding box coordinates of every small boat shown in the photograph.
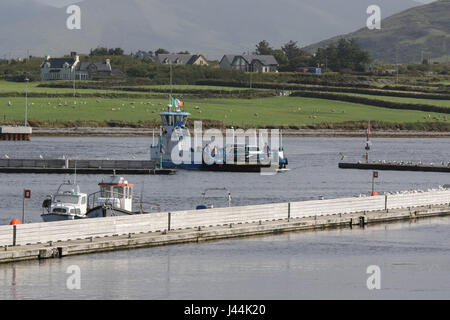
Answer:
[85,175,143,218]
[196,187,232,210]
[41,181,88,222]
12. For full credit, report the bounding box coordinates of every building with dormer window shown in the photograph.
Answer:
[155,54,208,66]
[219,54,279,72]
[40,52,80,81]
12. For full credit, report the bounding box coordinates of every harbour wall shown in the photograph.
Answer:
[1,190,449,263]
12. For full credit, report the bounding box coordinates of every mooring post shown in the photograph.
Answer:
[288,202,291,222]
[168,212,171,231]
[385,195,388,211]
[22,190,25,223]
[12,225,17,246]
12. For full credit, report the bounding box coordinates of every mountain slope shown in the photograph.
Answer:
[0,0,430,59]
[303,0,450,63]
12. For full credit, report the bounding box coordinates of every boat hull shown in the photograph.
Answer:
[160,160,273,172]
[86,206,139,218]
[41,213,85,222]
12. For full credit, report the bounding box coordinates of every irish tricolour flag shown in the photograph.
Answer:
[171,97,184,109]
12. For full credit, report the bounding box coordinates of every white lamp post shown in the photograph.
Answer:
[25,78,29,126]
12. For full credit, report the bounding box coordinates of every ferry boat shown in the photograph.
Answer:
[150,99,288,171]
[41,181,88,222]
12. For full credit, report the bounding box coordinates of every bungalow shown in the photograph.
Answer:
[219,54,279,72]
[155,54,208,66]
[40,52,79,81]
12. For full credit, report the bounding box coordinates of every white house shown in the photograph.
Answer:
[40,52,80,81]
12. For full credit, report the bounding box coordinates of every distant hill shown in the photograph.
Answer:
[303,0,450,64]
[0,0,426,59]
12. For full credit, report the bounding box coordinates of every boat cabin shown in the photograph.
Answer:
[97,176,134,211]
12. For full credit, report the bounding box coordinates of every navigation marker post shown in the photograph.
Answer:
[22,189,31,223]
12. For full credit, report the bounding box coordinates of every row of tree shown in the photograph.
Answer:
[254,39,371,72]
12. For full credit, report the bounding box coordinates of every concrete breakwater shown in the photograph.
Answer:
[339,162,450,173]
[1,189,449,264]
[0,158,175,175]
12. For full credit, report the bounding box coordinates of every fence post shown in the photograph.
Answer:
[288,202,291,222]
[168,212,171,231]
[12,225,17,246]
[385,195,388,211]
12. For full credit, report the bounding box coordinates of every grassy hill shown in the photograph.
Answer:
[303,0,450,63]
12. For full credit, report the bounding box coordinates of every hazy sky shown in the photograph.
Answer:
[2,0,439,59]
[35,0,436,7]
[35,0,83,7]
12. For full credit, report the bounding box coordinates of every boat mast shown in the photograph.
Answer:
[365,121,371,163]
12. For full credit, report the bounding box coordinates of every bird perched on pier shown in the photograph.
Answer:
[4,154,9,159]
[39,155,44,159]
[339,153,345,161]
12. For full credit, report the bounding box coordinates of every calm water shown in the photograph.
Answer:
[0,136,449,224]
[0,136,449,299]
[1,217,449,300]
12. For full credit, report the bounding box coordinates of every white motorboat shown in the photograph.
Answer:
[41,181,88,222]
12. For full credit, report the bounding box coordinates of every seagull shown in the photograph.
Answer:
[39,155,44,159]
[4,154,9,159]
[339,152,345,161]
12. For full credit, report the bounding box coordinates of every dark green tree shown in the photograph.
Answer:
[255,40,273,55]
[155,48,169,55]
[281,40,303,61]
[313,38,371,72]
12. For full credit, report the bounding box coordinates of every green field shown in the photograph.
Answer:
[1,80,449,130]
[334,92,450,108]
[0,95,448,128]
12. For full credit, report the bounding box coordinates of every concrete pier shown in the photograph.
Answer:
[0,158,175,175]
[339,162,450,173]
[0,204,449,264]
[1,189,449,264]
[0,126,32,141]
